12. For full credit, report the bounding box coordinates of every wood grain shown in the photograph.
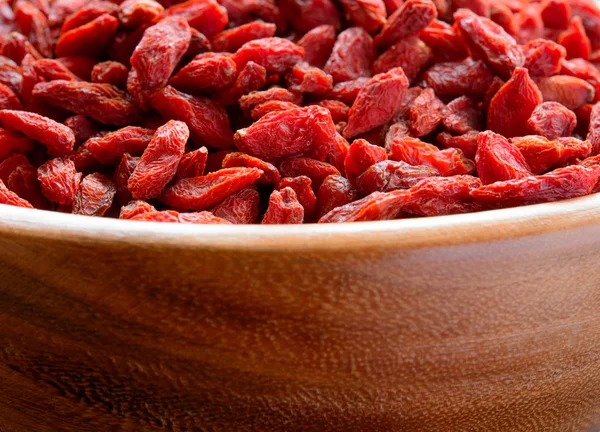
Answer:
[1,196,600,432]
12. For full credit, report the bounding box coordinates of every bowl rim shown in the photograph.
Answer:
[2,193,600,251]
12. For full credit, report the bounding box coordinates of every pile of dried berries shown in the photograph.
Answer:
[1,0,600,224]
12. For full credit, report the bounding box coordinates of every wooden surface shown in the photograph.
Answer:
[1,197,600,432]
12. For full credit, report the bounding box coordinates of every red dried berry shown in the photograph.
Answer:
[297,24,336,69]
[151,85,233,149]
[344,138,387,186]
[73,172,115,216]
[233,37,304,74]
[510,135,563,174]
[0,177,33,208]
[278,0,340,34]
[279,157,340,190]
[471,164,600,208]
[375,0,437,48]
[170,53,237,93]
[455,8,523,79]
[212,20,277,53]
[404,175,482,216]
[119,200,156,219]
[222,151,280,184]
[213,61,267,105]
[541,0,571,30]
[60,2,118,33]
[160,0,227,38]
[408,88,445,137]
[212,187,260,224]
[527,102,577,140]
[372,36,432,83]
[176,146,208,178]
[262,186,304,224]
[0,83,23,110]
[285,62,333,95]
[91,61,129,89]
[339,0,386,32]
[344,67,409,138]
[324,27,375,83]
[390,136,475,176]
[239,87,302,116]
[488,67,543,138]
[534,75,595,110]
[32,80,139,125]
[56,14,118,58]
[0,110,75,156]
[476,131,531,184]
[437,131,480,160]
[422,59,495,97]
[319,189,409,223]
[118,0,164,29]
[14,0,51,57]
[277,175,317,221]
[234,105,336,162]
[114,153,138,205]
[251,100,298,119]
[37,157,82,205]
[522,39,567,77]
[160,167,263,210]
[87,126,154,165]
[128,120,189,200]
[131,209,232,224]
[0,32,42,64]
[356,160,440,195]
[316,174,358,219]
[558,17,592,60]
[418,20,468,62]
[442,96,482,134]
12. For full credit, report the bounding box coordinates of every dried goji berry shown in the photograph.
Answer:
[515,3,544,44]
[0,178,33,208]
[211,187,260,224]
[176,146,208,178]
[128,120,188,200]
[56,55,97,80]
[408,88,445,137]
[375,0,437,49]
[233,37,304,74]
[55,14,118,57]
[33,58,80,81]
[455,8,523,79]
[0,128,34,162]
[72,172,115,216]
[279,157,340,189]
[234,105,336,162]
[327,132,350,175]
[344,67,409,138]
[297,24,336,69]
[250,100,298,120]
[151,85,233,148]
[37,157,81,205]
[67,140,102,172]
[119,199,156,219]
[212,20,276,53]
[87,126,154,164]
[285,62,332,95]
[558,17,592,60]
[0,83,23,110]
[587,101,600,154]
[390,136,475,176]
[316,174,357,219]
[131,209,232,223]
[527,102,577,140]
[279,0,340,34]
[534,75,595,110]
[510,135,564,174]
[385,120,411,151]
[324,27,375,83]
[159,0,227,38]
[170,52,237,93]
[129,17,191,102]
[404,175,482,216]
[118,0,164,29]
[541,0,571,30]
[490,3,518,36]
[60,1,118,33]
[213,61,267,105]
[262,186,304,224]
[184,28,212,60]
[33,80,139,125]
[277,175,317,221]
[113,153,138,205]
[418,20,468,62]
[319,189,409,223]
[315,100,349,124]
[91,61,129,89]
[0,55,23,95]
[108,27,145,67]
[7,161,46,208]
[238,87,302,116]
[442,96,482,134]
[437,130,480,160]
[356,160,440,195]
[372,36,432,83]
[64,115,99,145]
[159,166,263,210]
[488,67,542,138]
[471,164,600,208]
[422,59,495,97]
[221,151,280,184]
[339,0,386,32]
[344,138,387,186]
[476,131,531,184]
[14,0,51,57]
[522,39,566,77]
[328,77,371,104]
[0,109,75,156]
[0,31,41,64]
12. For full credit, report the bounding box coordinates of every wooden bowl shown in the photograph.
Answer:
[1,198,600,432]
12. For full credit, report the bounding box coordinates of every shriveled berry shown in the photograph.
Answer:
[535,75,595,110]
[177,147,208,179]
[372,37,432,83]
[476,131,531,184]
[262,187,304,224]
[408,88,445,137]
[170,53,237,93]
[159,0,227,38]
[324,27,375,83]
[119,200,156,219]
[233,37,304,74]
[212,187,260,224]
[316,174,358,219]
[375,0,437,48]
[442,96,482,134]
[222,151,280,184]
[212,21,277,53]
[277,176,317,221]
[0,178,33,208]
[422,59,495,97]
[319,189,409,223]
[344,138,387,186]
[356,160,440,195]
[527,102,577,140]
[87,126,154,165]
[404,175,482,216]
[91,61,129,89]
[73,172,115,216]
[37,157,81,205]
[297,24,336,69]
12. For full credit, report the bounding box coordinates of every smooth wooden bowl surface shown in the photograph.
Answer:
[1,197,600,432]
